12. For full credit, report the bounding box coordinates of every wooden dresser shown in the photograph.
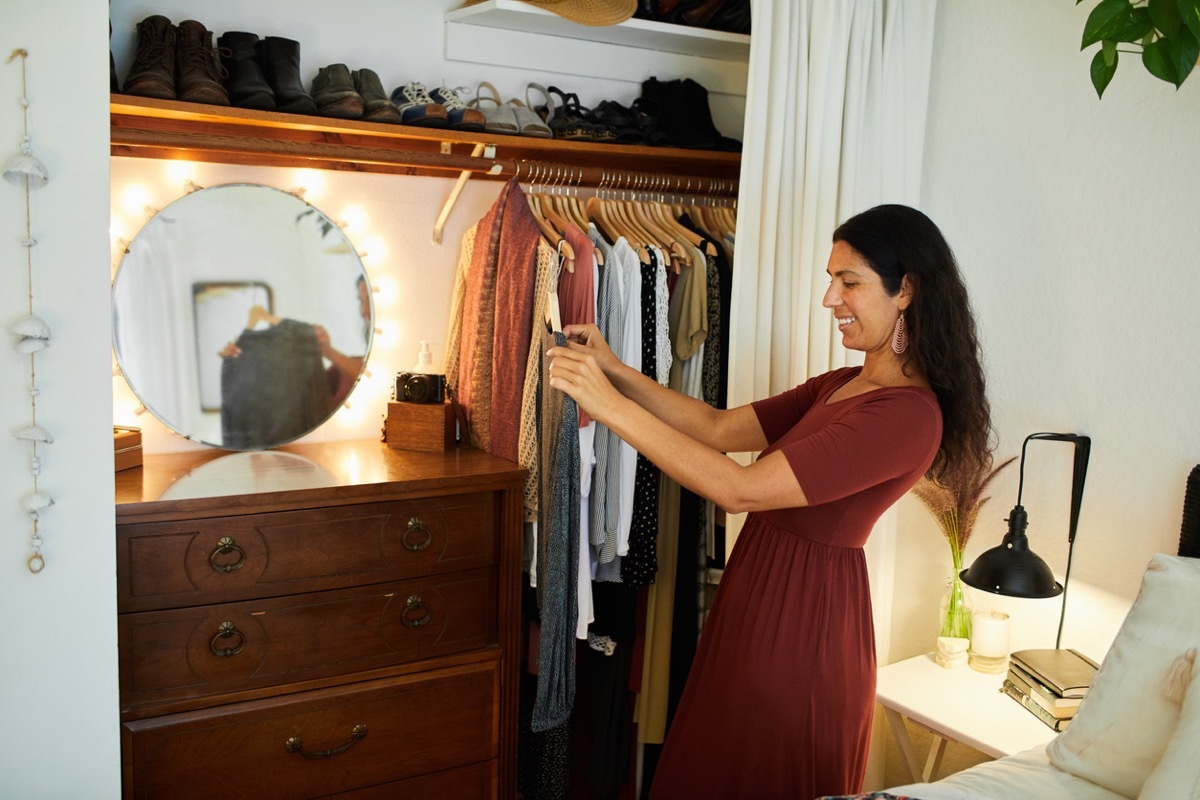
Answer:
[115,441,526,800]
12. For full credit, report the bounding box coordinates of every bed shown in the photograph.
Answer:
[825,465,1200,800]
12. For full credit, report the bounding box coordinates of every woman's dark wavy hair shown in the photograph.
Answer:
[832,204,994,483]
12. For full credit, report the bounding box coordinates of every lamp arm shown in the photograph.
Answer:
[1021,432,1092,649]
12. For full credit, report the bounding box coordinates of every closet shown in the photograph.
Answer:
[111,75,739,798]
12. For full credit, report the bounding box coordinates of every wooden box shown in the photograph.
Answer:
[386,401,455,452]
[114,426,143,472]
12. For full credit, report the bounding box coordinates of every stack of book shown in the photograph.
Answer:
[1001,648,1100,731]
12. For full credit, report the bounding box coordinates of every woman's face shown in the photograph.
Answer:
[822,241,909,355]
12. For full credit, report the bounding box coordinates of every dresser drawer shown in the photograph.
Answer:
[120,569,496,714]
[121,662,499,800]
[117,493,496,612]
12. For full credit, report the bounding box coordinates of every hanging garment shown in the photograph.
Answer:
[533,324,581,732]
[560,221,599,640]
[649,368,941,799]
[621,249,663,588]
[595,237,642,584]
[639,243,709,745]
[220,318,332,449]
[455,181,513,451]
[588,225,623,566]
[489,181,543,462]
[518,239,559,522]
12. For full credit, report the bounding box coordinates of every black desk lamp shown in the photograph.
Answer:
[960,432,1091,649]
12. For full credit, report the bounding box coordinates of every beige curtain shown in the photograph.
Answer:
[724,0,938,665]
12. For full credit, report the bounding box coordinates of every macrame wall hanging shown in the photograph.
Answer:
[5,49,53,574]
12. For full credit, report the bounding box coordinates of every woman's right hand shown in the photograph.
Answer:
[561,324,618,377]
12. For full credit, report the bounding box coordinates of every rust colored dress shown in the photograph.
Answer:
[649,367,941,799]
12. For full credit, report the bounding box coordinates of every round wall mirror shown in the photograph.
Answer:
[113,183,372,451]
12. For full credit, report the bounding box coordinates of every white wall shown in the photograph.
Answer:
[3,1,746,796]
[0,2,117,798]
[888,1,1200,661]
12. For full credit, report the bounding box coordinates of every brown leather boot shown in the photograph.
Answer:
[176,20,230,106]
[123,15,177,100]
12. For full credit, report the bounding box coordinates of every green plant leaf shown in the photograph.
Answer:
[1092,47,1120,95]
[1114,7,1155,40]
[1165,26,1200,82]
[1143,37,1181,83]
[1150,0,1184,36]
[1083,0,1137,48]
[1181,0,1200,42]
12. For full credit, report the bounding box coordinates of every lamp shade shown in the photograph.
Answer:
[960,505,1064,598]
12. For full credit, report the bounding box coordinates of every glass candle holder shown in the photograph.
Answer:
[969,610,1010,673]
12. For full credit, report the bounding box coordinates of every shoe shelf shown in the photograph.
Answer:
[111,94,741,187]
[444,0,751,61]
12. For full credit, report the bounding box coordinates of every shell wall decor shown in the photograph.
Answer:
[6,49,52,574]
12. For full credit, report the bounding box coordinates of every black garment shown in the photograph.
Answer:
[622,252,662,586]
[220,319,332,450]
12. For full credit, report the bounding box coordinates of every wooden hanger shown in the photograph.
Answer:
[527,194,575,272]
[246,304,281,329]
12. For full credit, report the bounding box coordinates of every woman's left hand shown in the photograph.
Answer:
[546,340,625,424]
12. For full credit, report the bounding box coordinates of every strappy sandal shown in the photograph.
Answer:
[509,97,552,138]
[546,85,614,142]
[469,81,519,136]
[594,100,644,144]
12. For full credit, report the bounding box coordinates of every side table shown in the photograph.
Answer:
[875,653,1056,783]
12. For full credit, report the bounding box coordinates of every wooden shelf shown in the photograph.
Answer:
[110,94,741,186]
[444,0,750,61]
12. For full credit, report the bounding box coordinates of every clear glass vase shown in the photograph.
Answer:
[939,560,973,640]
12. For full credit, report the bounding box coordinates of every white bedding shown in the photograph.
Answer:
[886,744,1128,800]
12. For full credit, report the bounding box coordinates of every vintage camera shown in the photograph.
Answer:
[396,372,446,404]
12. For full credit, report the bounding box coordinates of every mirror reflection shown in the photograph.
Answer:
[113,183,372,451]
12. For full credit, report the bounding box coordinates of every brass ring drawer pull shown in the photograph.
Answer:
[208,536,246,573]
[401,517,432,551]
[210,621,245,657]
[285,724,367,759]
[402,595,432,628]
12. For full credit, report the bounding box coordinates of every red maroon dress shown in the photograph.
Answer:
[650,367,941,799]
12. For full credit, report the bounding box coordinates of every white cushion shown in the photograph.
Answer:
[1046,554,1200,798]
[1139,648,1200,798]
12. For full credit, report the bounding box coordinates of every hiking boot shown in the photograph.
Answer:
[311,63,364,119]
[259,36,317,115]
[428,86,485,131]
[123,15,176,100]
[352,68,402,124]
[217,31,275,110]
[389,82,449,127]
[176,20,229,105]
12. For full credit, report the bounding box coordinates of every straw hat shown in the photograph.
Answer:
[517,0,637,26]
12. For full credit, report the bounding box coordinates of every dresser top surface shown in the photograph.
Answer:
[116,440,525,522]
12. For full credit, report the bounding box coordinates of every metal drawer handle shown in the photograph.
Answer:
[401,517,432,551]
[284,724,367,759]
[209,536,246,573]
[210,621,245,657]
[402,595,432,628]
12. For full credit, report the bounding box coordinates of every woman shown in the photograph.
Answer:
[546,204,992,798]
